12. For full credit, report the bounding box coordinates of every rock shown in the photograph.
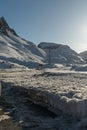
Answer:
[0,16,17,35]
[76,117,87,129]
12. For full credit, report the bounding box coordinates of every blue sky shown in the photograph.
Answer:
[0,0,87,52]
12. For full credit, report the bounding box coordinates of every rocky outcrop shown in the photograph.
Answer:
[1,69,87,129]
[14,85,87,119]
[0,16,17,36]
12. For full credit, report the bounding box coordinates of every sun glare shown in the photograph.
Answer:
[80,25,87,41]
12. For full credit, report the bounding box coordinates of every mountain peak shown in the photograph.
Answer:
[0,16,9,33]
[0,16,17,36]
[0,16,7,24]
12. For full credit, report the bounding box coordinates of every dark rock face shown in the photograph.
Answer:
[0,16,17,36]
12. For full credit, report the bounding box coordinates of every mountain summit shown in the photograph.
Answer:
[0,16,17,36]
[0,16,46,69]
[0,16,85,69]
[38,42,84,64]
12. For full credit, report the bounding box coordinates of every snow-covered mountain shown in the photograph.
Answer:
[79,51,87,62]
[0,16,85,69]
[38,42,84,64]
[0,17,46,68]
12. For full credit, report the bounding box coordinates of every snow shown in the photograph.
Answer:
[0,31,46,68]
[79,51,87,62]
[71,64,87,71]
[0,60,27,69]
[38,42,84,64]
[1,68,87,119]
[0,29,85,69]
[0,17,87,130]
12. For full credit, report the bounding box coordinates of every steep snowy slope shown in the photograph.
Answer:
[0,16,85,69]
[38,42,84,64]
[0,17,46,68]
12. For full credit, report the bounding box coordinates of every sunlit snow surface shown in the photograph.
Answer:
[0,31,46,68]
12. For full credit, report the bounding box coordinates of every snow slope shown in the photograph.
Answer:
[38,42,84,64]
[79,51,87,62]
[0,17,46,68]
[0,17,85,69]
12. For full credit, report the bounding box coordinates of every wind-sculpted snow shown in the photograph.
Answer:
[1,68,87,120]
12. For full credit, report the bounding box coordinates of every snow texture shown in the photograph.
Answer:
[79,51,87,62]
[0,17,46,68]
[0,17,86,69]
[38,42,84,64]
[1,68,87,120]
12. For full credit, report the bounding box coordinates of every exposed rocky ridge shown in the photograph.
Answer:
[0,16,17,36]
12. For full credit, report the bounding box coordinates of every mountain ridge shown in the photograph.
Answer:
[38,42,84,64]
[0,16,86,69]
[0,17,46,68]
[79,51,87,62]
[0,16,17,36]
